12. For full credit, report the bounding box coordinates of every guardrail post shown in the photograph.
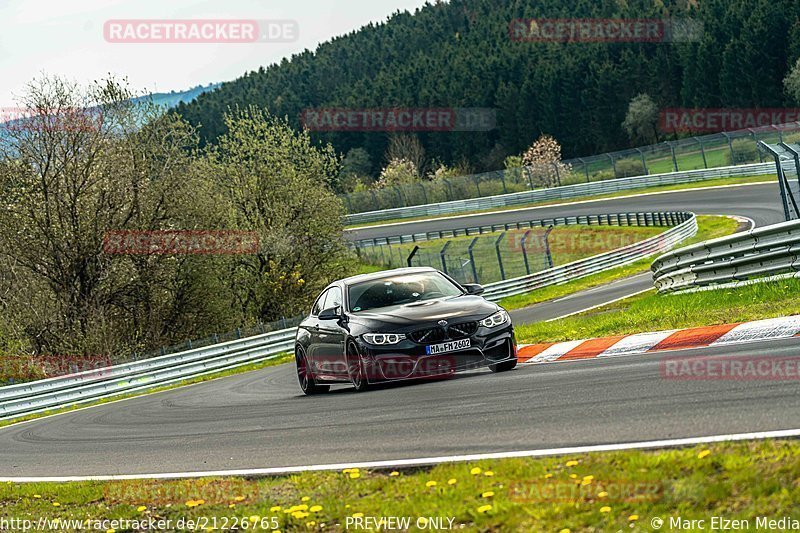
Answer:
[694,137,708,168]
[552,163,562,186]
[607,153,617,178]
[440,241,451,274]
[407,245,420,267]
[635,148,649,175]
[442,178,454,200]
[499,171,508,193]
[467,238,479,282]
[544,225,555,269]
[722,132,735,164]
[577,157,590,182]
[495,232,506,280]
[524,167,534,189]
[665,141,678,171]
[520,230,532,275]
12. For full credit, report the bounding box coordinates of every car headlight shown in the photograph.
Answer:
[480,310,509,328]
[362,333,406,345]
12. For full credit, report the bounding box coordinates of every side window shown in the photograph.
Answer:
[326,286,343,310]
[311,289,330,316]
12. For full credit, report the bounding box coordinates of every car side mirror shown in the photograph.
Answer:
[463,284,484,295]
[319,306,343,320]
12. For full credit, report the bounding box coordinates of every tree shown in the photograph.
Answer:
[784,58,800,103]
[521,134,571,188]
[622,94,660,145]
[386,134,426,176]
[207,106,350,321]
[373,158,419,188]
[339,147,373,192]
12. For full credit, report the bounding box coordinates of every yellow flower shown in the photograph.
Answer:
[229,504,236,509]
[470,467,482,475]
[558,529,571,533]
[351,512,364,518]
[389,471,400,477]
[248,516,260,523]
[107,530,116,533]
[301,496,311,502]
[296,504,308,511]
[306,522,316,528]
[234,496,246,502]
[484,471,494,477]
[270,506,282,512]
[477,504,492,513]
[310,505,323,512]
[598,491,608,498]
[349,472,361,479]
[447,478,457,485]
[481,491,495,498]
[33,495,41,499]
[425,480,437,487]
[137,506,147,512]
[565,460,579,467]
[581,476,593,486]
[292,511,309,519]
[569,474,577,479]
[629,515,639,521]
[600,506,611,513]
[697,449,711,459]
[52,502,60,507]
[543,473,552,479]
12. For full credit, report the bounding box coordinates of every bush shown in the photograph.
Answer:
[727,139,759,164]
[613,157,647,178]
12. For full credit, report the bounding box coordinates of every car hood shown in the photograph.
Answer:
[348,295,499,331]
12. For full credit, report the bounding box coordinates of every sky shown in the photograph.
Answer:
[0,0,431,105]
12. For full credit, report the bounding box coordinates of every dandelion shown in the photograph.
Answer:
[137,506,147,512]
[349,472,361,479]
[310,505,323,512]
[301,496,311,502]
[477,504,492,513]
[600,506,611,513]
[565,460,579,467]
[483,471,494,477]
[558,529,571,533]
[306,522,316,528]
[389,471,400,477]
[581,476,593,486]
[292,511,309,519]
[481,491,494,498]
[447,478,457,485]
[234,496,246,502]
[296,504,308,511]
[425,480,437,487]
[33,495,41,499]
[270,506,282,512]
[598,491,608,498]
[229,504,236,509]
[248,516,260,523]
[569,474,577,479]
[352,513,364,518]
[543,473,552,479]
[697,449,711,459]
[52,502,60,507]
[470,467,482,475]
[629,515,639,521]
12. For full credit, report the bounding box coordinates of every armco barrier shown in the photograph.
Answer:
[344,163,775,226]
[0,212,698,421]
[652,219,800,294]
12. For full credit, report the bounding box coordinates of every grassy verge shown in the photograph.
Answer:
[0,353,293,429]
[345,174,770,229]
[2,439,797,531]
[516,275,800,344]
[499,215,741,311]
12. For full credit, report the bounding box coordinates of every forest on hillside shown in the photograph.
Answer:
[176,0,800,183]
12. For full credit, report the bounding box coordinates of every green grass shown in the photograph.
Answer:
[2,439,798,531]
[516,276,800,344]
[345,174,771,229]
[358,224,665,284]
[499,215,741,311]
[0,353,294,429]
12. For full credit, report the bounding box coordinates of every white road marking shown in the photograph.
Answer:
[3,428,799,483]
[597,330,679,358]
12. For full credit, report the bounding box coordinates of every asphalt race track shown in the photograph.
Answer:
[1,180,797,478]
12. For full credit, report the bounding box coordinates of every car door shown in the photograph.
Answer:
[305,289,328,375]
[316,285,348,378]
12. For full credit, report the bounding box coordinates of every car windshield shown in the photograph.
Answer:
[348,271,463,313]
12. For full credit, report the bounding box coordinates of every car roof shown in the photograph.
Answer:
[339,266,438,286]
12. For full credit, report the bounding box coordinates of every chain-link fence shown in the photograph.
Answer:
[341,123,800,215]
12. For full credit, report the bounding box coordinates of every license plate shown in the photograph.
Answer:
[426,338,471,355]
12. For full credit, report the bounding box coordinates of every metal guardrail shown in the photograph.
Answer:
[652,219,800,294]
[0,329,295,420]
[483,213,697,301]
[352,212,688,248]
[1,212,697,421]
[344,163,775,226]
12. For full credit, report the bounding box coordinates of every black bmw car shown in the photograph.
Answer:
[294,266,516,394]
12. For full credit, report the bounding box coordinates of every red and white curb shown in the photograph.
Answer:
[518,315,800,364]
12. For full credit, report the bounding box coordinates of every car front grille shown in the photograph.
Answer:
[408,321,478,344]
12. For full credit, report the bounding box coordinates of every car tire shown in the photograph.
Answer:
[296,345,330,395]
[346,340,370,392]
[489,359,517,373]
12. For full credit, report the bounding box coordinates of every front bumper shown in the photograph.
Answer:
[355,323,516,382]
